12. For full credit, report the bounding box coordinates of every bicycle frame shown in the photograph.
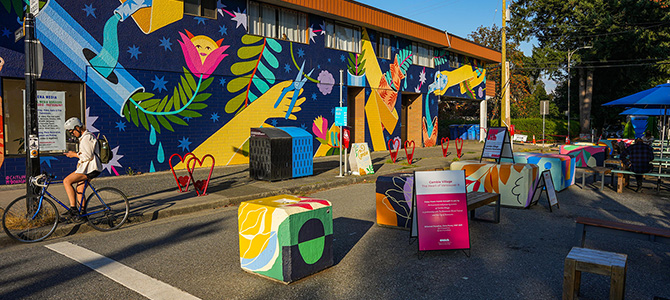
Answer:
[32,176,109,220]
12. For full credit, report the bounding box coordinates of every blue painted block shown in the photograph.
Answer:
[278,127,313,178]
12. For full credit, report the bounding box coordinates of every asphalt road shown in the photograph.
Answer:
[1,182,669,299]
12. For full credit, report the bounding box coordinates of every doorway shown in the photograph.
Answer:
[401,93,422,145]
[347,87,365,143]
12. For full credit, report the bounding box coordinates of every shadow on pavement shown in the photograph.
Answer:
[332,217,373,264]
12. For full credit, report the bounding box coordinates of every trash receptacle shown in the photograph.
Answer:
[449,125,459,140]
[249,128,292,181]
[277,127,313,178]
[457,125,468,140]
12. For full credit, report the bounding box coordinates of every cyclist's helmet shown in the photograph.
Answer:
[64,117,83,130]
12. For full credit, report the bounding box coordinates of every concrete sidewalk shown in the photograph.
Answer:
[0,140,552,244]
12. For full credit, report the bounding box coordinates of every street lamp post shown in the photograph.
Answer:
[567,46,592,142]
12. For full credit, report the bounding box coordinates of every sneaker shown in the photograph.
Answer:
[71,214,86,223]
[636,185,643,193]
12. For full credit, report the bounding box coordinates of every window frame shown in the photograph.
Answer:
[412,42,434,68]
[377,33,391,60]
[325,20,361,53]
[248,1,309,44]
[184,0,217,19]
[1,78,85,156]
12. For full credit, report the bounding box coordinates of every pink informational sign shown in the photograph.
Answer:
[482,127,507,159]
[412,170,469,251]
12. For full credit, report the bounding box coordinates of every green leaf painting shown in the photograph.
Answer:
[347,50,366,76]
[226,35,282,115]
[123,67,212,133]
[384,48,413,90]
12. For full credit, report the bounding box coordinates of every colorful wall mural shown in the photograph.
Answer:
[0,0,488,184]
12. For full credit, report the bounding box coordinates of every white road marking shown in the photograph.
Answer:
[46,242,200,300]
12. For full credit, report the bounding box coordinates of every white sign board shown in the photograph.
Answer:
[349,143,374,175]
[25,90,67,152]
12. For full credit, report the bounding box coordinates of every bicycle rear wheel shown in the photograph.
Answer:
[85,187,129,231]
[2,196,59,243]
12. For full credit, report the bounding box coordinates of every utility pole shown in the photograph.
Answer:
[566,46,592,141]
[501,0,510,129]
[24,12,41,207]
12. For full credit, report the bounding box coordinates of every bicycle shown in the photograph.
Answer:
[2,173,129,243]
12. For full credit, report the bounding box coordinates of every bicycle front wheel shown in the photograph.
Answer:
[2,196,59,243]
[85,187,129,231]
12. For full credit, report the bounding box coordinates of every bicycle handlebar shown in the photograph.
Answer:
[31,173,53,187]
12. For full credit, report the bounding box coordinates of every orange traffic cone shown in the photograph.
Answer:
[533,135,536,145]
[565,136,570,144]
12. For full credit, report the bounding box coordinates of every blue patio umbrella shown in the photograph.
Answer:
[619,108,667,116]
[604,83,670,164]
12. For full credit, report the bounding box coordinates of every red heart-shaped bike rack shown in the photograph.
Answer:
[388,138,400,163]
[169,153,196,192]
[186,154,215,196]
[440,137,450,157]
[404,140,415,165]
[455,138,464,158]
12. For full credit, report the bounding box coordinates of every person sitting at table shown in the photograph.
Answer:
[620,138,655,192]
[641,131,654,145]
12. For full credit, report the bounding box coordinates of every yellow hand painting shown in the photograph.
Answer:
[181,80,305,167]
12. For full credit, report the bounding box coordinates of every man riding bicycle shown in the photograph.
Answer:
[62,117,102,221]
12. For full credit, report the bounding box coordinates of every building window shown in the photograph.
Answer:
[377,33,391,59]
[325,21,361,53]
[2,78,85,155]
[249,1,308,43]
[184,0,217,19]
[412,42,434,67]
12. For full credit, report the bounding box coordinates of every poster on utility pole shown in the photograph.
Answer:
[35,90,66,152]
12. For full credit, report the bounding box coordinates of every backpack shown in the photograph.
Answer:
[96,134,113,164]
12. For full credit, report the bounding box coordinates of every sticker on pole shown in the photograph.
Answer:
[29,134,39,158]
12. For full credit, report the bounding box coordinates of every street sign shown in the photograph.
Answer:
[30,0,39,15]
[540,101,549,115]
[335,107,347,126]
[14,27,24,42]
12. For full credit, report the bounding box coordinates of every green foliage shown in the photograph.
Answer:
[623,120,636,139]
[1,0,25,16]
[347,51,366,76]
[508,0,670,132]
[226,35,281,114]
[124,68,211,133]
[645,116,660,138]
[490,118,579,141]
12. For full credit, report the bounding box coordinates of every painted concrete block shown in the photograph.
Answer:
[375,173,414,229]
[238,195,333,283]
[513,153,575,191]
[559,145,607,167]
[450,161,539,208]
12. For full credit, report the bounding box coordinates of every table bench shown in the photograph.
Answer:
[467,192,500,223]
[578,166,611,190]
[575,217,670,247]
[610,169,670,193]
[563,246,627,300]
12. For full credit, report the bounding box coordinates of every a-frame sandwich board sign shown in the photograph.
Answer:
[528,170,559,212]
[480,127,514,164]
[410,170,470,257]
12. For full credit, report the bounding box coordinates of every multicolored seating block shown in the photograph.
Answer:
[238,195,333,283]
[513,153,575,191]
[375,173,414,229]
[450,161,539,208]
[559,145,608,167]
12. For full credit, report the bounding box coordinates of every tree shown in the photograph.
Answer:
[468,25,541,120]
[509,0,670,134]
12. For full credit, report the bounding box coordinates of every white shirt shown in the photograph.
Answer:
[75,130,102,174]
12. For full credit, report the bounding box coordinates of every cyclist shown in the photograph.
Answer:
[62,117,102,221]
